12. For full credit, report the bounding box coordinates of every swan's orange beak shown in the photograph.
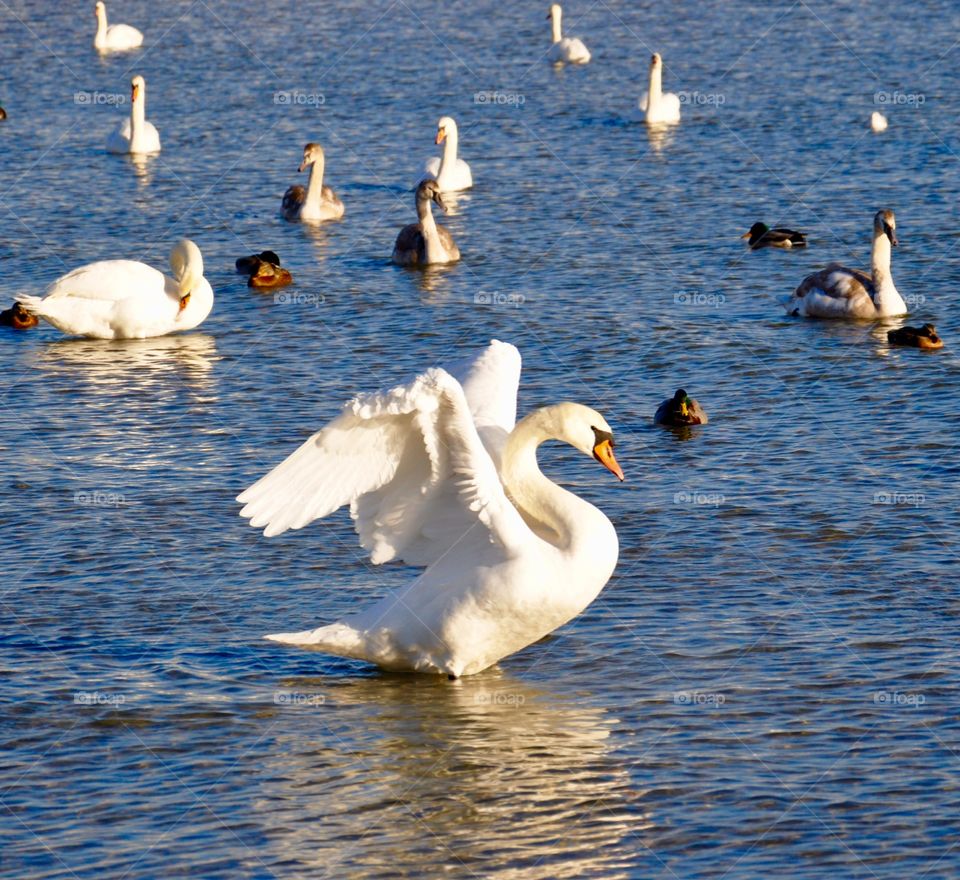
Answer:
[435,128,446,145]
[131,83,139,102]
[593,438,624,481]
[178,293,190,314]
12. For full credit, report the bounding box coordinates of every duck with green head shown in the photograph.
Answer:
[742,222,806,250]
[654,389,708,427]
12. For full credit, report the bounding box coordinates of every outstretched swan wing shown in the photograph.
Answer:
[237,341,529,566]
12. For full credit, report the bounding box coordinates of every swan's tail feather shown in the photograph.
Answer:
[264,622,365,654]
[14,294,45,315]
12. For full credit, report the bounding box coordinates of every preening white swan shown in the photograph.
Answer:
[106,75,160,155]
[871,111,888,132]
[640,53,681,125]
[238,340,624,677]
[783,210,907,319]
[392,179,460,266]
[282,143,345,222]
[94,1,142,52]
[16,240,213,340]
[422,117,473,192]
[547,4,591,65]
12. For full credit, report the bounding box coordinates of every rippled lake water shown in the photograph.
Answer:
[3,1,960,877]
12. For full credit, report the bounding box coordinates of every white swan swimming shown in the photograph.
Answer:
[547,4,591,65]
[782,210,907,319]
[238,340,624,677]
[422,116,473,192]
[871,111,888,132]
[639,53,681,125]
[281,143,345,222]
[106,75,160,155]
[94,1,143,52]
[16,240,214,340]
[392,179,460,266]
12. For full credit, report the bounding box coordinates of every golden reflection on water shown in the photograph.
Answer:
[259,671,647,878]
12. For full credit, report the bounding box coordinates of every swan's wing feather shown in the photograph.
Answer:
[796,263,871,301]
[43,260,169,303]
[238,345,530,565]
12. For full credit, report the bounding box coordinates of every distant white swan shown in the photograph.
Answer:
[94,1,143,52]
[782,210,907,319]
[639,53,681,125]
[422,117,473,192]
[871,111,888,132]
[237,340,624,677]
[106,75,160,155]
[547,4,591,65]
[282,143,345,223]
[16,240,214,339]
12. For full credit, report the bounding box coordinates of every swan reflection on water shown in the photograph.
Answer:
[257,670,645,877]
[30,332,219,390]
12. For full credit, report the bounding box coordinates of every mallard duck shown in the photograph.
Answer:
[236,250,281,275]
[654,389,708,427]
[236,251,292,289]
[743,222,806,249]
[0,302,39,329]
[887,324,943,350]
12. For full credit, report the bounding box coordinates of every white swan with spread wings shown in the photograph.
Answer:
[238,341,624,677]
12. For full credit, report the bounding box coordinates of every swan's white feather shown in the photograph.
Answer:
[238,340,526,566]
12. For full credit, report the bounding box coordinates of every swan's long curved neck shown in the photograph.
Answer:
[501,410,597,551]
[648,64,663,106]
[130,91,146,148]
[550,8,563,43]
[96,10,108,41]
[304,156,327,214]
[417,197,444,261]
[439,129,458,176]
[870,229,902,312]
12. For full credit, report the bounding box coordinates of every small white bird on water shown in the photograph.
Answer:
[106,75,160,155]
[238,340,624,678]
[93,1,143,52]
[16,240,214,340]
[871,111,888,132]
[546,4,591,65]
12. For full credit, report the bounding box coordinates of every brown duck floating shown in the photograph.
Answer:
[0,302,38,330]
[235,250,293,289]
[654,389,708,427]
[887,324,943,350]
